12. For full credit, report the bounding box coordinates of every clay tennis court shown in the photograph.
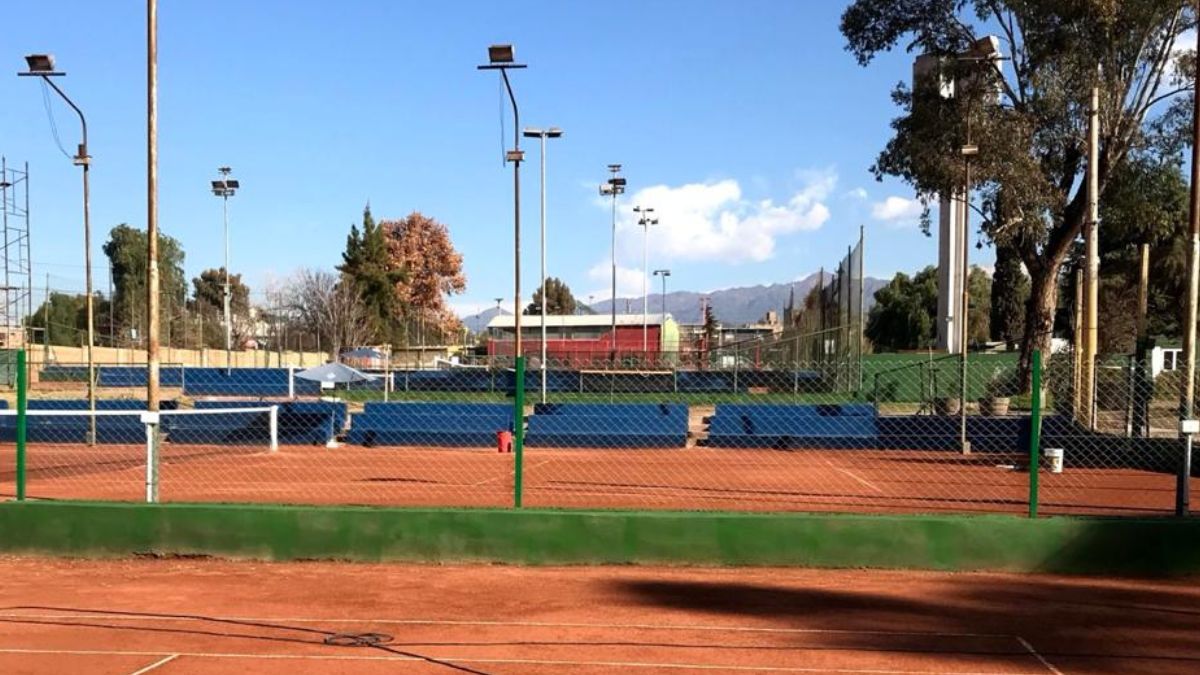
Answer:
[0,556,1197,674]
[0,440,1191,516]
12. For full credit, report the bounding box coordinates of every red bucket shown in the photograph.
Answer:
[496,430,513,453]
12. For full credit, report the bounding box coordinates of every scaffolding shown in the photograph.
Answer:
[0,157,32,349]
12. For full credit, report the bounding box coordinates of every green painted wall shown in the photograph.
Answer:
[2,502,1198,574]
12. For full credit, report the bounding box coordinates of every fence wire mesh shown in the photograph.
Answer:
[4,350,1196,516]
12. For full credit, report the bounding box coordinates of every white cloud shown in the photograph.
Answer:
[870,195,923,223]
[845,187,868,200]
[608,169,835,264]
[586,261,648,301]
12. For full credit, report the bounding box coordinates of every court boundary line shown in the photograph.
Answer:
[0,612,1015,639]
[0,648,1051,674]
[825,459,884,493]
[1017,636,1064,675]
[125,654,177,675]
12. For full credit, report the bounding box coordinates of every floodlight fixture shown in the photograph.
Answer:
[489,44,514,64]
[477,44,526,71]
[20,53,63,76]
[523,127,564,139]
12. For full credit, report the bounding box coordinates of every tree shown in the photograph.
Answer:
[383,212,466,345]
[842,1,1195,386]
[191,268,253,347]
[866,267,939,351]
[990,246,1029,350]
[867,265,990,351]
[26,293,89,346]
[286,269,373,361]
[339,205,405,343]
[524,277,578,315]
[1094,153,1190,348]
[102,224,187,345]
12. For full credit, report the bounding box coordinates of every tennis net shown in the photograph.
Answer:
[3,405,279,503]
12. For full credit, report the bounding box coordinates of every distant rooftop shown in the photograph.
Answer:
[486,313,674,330]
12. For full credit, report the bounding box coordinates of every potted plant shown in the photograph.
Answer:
[934,395,960,416]
[980,367,1018,416]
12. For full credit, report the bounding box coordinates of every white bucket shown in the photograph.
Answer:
[1045,448,1064,474]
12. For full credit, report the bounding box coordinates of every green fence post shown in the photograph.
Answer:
[15,349,27,501]
[1028,350,1043,518]
[513,355,525,508]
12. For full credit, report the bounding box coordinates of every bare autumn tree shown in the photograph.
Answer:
[383,212,467,345]
[841,0,1196,388]
[287,269,372,361]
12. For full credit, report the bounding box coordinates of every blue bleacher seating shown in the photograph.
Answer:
[348,402,513,447]
[706,403,879,449]
[524,403,687,448]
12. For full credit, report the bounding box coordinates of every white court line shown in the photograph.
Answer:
[0,648,1049,674]
[1017,636,1064,675]
[0,613,1013,638]
[825,459,884,493]
[126,654,177,675]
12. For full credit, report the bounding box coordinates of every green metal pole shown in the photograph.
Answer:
[1028,350,1043,518]
[15,349,27,501]
[513,355,525,508]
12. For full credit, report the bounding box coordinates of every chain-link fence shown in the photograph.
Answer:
[3,350,1196,516]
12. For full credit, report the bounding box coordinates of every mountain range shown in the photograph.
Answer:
[461,272,888,332]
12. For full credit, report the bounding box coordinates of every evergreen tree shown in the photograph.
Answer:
[990,246,1029,351]
[339,205,406,343]
[525,277,578,315]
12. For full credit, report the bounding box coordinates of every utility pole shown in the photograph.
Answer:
[1082,84,1100,432]
[211,167,239,373]
[599,165,625,364]
[1073,268,1084,419]
[147,0,160,414]
[1178,25,1200,516]
[633,206,658,354]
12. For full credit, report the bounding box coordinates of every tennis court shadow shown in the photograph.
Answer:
[0,606,494,675]
[614,576,1200,673]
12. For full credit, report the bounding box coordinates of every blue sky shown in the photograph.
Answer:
[0,0,969,318]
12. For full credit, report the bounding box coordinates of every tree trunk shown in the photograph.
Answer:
[1017,261,1061,392]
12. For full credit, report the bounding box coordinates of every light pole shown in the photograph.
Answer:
[953,41,1003,455]
[633,206,658,353]
[19,54,96,443]
[654,269,671,318]
[599,165,625,363]
[477,44,527,364]
[211,167,240,374]
[523,127,563,404]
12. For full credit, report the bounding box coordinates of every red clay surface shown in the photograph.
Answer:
[0,441,1192,515]
[0,557,1197,674]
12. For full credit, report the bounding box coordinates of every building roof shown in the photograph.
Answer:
[487,313,674,330]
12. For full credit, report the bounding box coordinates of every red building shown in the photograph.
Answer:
[486,314,678,368]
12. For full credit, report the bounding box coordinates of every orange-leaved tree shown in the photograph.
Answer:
[382,212,467,346]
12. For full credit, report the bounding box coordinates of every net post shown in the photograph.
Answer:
[142,411,161,503]
[513,355,525,508]
[1028,350,1043,518]
[269,405,279,452]
[287,366,295,399]
[15,349,27,501]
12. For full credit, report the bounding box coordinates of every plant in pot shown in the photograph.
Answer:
[980,367,1018,416]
